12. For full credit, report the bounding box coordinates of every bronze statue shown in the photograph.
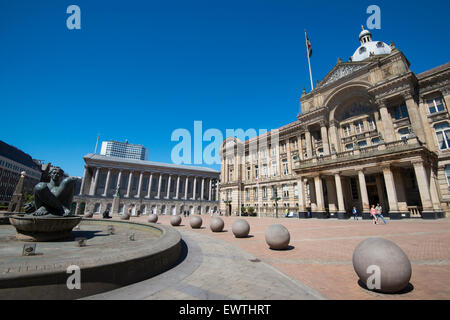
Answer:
[24,167,77,217]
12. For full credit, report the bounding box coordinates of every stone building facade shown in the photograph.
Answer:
[219,28,450,219]
[73,154,220,216]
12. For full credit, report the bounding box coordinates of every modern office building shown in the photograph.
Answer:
[100,140,149,161]
[219,28,450,219]
[73,153,220,216]
[0,140,42,204]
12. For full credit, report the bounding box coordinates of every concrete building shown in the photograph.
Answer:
[0,140,41,204]
[219,28,450,219]
[73,154,220,216]
[100,140,149,161]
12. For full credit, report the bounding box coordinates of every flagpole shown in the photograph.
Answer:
[304,30,314,91]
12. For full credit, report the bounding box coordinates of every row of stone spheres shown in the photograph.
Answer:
[101,213,413,294]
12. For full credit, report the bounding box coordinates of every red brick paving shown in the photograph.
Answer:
[126,214,450,300]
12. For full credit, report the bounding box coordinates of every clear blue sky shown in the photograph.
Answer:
[1,0,449,176]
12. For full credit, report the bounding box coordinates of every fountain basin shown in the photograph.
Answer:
[9,215,82,241]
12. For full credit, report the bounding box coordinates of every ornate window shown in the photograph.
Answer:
[343,124,351,136]
[445,165,450,187]
[393,103,409,120]
[398,127,411,140]
[434,122,450,150]
[427,97,445,114]
[263,164,268,178]
[345,143,354,150]
[262,186,267,199]
[282,159,289,175]
[282,185,289,198]
[354,121,364,133]
[254,165,259,179]
[371,137,381,145]
[368,117,376,131]
[358,140,368,148]
[271,160,278,176]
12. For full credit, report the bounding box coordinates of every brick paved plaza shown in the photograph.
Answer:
[105,215,450,300]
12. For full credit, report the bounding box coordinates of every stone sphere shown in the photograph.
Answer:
[232,219,250,238]
[210,217,224,232]
[148,214,158,223]
[352,237,412,293]
[189,215,202,229]
[83,212,94,218]
[120,213,130,220]
[265,224,290,250]
[170,215,182,226]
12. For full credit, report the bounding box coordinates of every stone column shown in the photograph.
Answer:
[184,176,189,200]
[412,161,433,214]
[208,179,212,201]
[378,100,396,143]
[79,166,88,196]
[216,180,219,202]
[334,173,346,215]
[90,167,100,196]
[146,173,153,198]
[313,176,325,215]
[286,138,293,174]
[156,173,162,199]
[192,177,197,200]
[297,178,306,213]
[320,122,330,156]
[200,177,205,200]
[357,170,370,213]
[116,170,123,191]
[136,171,144,198]
[404,92,426,144]
[175,175,180,199]
[103,169,111,197]
[298,134,304,160]
[305,130,313,158]
[382,166,400,215]
[308,178,316,211]
[166,175,172,199]
[125,171,133,198]
[429,168,442,212]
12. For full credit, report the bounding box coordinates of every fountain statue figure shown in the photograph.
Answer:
[24,167,77,217]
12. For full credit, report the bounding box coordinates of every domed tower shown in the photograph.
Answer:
[351,26,392,62]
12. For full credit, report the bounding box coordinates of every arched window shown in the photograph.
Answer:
[398,127,411,140]
[434,122,450,150]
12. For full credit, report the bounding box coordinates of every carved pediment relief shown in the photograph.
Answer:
[320,63,369,87]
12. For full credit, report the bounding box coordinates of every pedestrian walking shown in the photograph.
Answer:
[375,203,387,224]
[370,205,377,224]
[352,206,358,220]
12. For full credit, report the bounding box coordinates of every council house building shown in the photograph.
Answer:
[219,28,450,219]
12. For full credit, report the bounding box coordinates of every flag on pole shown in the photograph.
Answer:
[306,34,312,58]
[304,30,314,90]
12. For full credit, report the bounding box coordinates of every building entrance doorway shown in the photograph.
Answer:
[367,185,379,208]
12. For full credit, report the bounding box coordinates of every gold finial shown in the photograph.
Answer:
[361,25,365,30]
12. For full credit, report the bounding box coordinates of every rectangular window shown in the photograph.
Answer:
[262,187,267,199]
[343,125,351,137]
[282,159,289,175]
[445,166,450,187]
[428,97,445,114]
[358,140,368,148]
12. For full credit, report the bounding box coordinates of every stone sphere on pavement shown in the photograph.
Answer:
[352,237,412,293]
[148,214,158,223]
[170,215,182,226]
[189,215,202,229]
[119,213,130,220]
[232,219,250,238]
[210,217,224,232]
[265,224,290,250]
[83,212,94,218]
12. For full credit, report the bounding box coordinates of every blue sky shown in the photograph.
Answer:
[1,0,449,176]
